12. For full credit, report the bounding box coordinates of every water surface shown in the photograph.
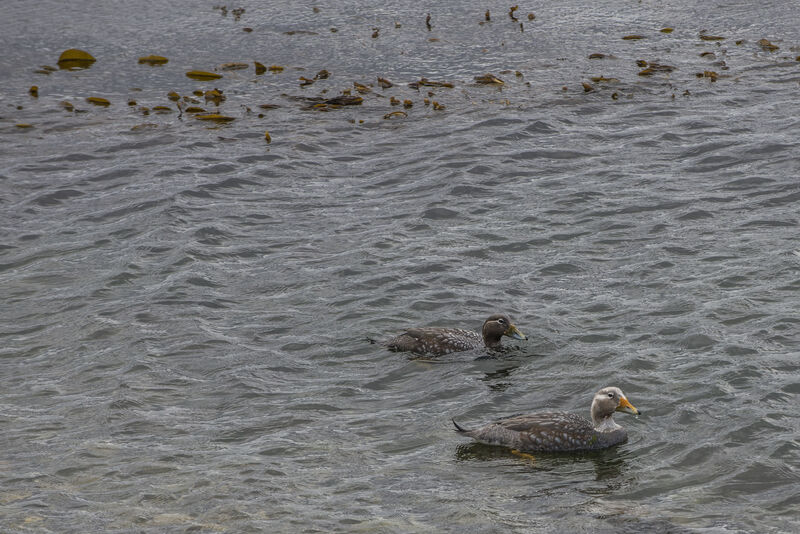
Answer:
[1,1,799,532]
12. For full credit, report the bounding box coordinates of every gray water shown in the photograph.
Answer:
[1,1,799,532]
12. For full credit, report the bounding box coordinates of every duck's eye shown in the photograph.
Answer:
[607,392,614,398]
[497,318,507,325]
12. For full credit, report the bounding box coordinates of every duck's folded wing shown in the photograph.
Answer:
[494,413,598,450]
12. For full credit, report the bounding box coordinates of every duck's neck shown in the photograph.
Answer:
[482,329,502,348]
[593,415,621,432]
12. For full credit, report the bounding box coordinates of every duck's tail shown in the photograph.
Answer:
[452,418,469,433]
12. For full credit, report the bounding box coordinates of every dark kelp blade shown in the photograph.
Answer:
[138,55,168,65]
[58,49,96,70]
[186,70,223,80]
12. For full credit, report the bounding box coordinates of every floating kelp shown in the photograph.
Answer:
[588,53,606,59]
[212,5,243,19]
[638,63,675,75]
[138,55,168,65]
[653,63,674,71]
[220,62,249,70]
[325,95,362,105]
[268,65,285,72]
[372,28,379,38]
[509,5,519,22]
[184,106,206,113]
[409,78,454,89]
[16,123,34,129]
[205,89,225,105]
[475,74,503,85]
[87,97,110,106]
[527,13,535,21]
[426,13,432,30]
[299,77,315,86]
[186,70,223,80]
[661,28,674,33]
[622,35,645,40]
[195,114,235,122]
[60,100,75,111]
[383,111,407,119]
[315,70,330,79]
[29,86,38,97]
[403,100,413,108]
[152,106,173,113]
[432,101,445,110]
[699,34,725,41]
[758,39,779,51]
[696,71,718,81]
[700,52,716,57]
[390,97,400,105]
[265,131,271,143]
[582,82,595,92]
[167,91,180,101]
[485,10,490,21]
[353,82,371,94]
[590,76,619,83]
[258,104,280,110]
[378,77,393,89]
[636,59,648,67]
[58,49,96,69]
[254,61,266,74]
[285,30,318,36]
[290,93,362,110]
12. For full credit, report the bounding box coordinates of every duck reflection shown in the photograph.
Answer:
[454,441,627,483]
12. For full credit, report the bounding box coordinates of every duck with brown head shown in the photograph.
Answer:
[385,313,527,356]
[453,386,640,452]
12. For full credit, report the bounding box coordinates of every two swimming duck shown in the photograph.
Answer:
[382,314,641,453]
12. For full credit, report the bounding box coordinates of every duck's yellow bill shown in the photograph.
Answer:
[616,396,640,415]
[505,324,527,341]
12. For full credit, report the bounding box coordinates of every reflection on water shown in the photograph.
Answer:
[454,442,628,486]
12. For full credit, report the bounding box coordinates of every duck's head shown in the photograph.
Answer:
[591,386,640,424]
[482,313,527,347]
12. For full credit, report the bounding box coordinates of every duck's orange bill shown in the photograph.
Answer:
[617,396,640,415]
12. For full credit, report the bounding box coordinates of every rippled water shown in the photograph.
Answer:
[2,1,799,532]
